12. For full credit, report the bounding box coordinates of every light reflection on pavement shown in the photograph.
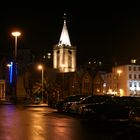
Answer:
[0,105,138,140]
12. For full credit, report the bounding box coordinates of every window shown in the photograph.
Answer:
[68,55,72,68]
[129,82,132,87]
[129,66,131,71]
[133,67,136,71]
[68,50,72,54]
[134,74,137,79]
[134,82,137,87]
[129,74,132,79]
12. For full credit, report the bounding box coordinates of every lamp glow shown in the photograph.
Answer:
[11,31,21,102]
[12,32,21,37]
[38,65,44,103]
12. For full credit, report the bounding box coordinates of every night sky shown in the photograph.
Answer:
[0,1,139,69]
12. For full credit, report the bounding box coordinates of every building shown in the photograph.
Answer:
[93,71,107,95]
[103,64,140,96]
[0,80,5,100]
[53,13,76,73]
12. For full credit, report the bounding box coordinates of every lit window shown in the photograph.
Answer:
[134,82,137,87]
[129,82,132,87]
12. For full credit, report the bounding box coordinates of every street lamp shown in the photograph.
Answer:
[117,70,122,96]
[11,31,21,102]
[12,32,21,58]
[38,65,44,103]
[117,70,122,77]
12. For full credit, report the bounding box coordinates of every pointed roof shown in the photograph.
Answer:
[58,13,71,46]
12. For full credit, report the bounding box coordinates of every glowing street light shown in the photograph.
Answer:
[38,65,44,103]
[117,70,122,77]
[11,31,21,102]
[117,69,122,96]
[12,31,21,58]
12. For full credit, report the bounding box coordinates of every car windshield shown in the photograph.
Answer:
[65,95,87,102]
[80,95,108,104]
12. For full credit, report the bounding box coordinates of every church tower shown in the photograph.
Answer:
[53,13,76,73]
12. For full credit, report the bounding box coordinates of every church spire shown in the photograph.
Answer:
[58,13,71,46]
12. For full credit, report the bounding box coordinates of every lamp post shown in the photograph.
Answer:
[12,32,21,58]
[11,31,21,102]
[117,70,122,96]
[117,70,122,77]
[38,65,44,103]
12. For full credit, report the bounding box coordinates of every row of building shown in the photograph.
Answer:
[0,14,139,101]
[53,64,140,98]
[1,63,140,100]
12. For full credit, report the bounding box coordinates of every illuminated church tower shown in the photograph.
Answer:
[53,14,76,73]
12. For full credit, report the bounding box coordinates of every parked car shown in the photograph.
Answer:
[78,96,140,121]
[68,95,113,114]
[62,95,87,112]
[55,94,87,112]
[129,107,140,127]
[78,100,130,121]
[113,96,140,109]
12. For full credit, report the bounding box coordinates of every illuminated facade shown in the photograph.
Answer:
[53,14,76,73]
[104,65,140,96]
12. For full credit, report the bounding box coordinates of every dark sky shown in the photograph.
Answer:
[0,1,140,68]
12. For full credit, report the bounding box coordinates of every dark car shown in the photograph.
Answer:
[68,95,113,114]
[78,96,140,121]
[55,94,87,112]
[129,107,140,127]
[78,100,128,121]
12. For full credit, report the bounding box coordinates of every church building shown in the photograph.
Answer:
[53,14,76,73]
